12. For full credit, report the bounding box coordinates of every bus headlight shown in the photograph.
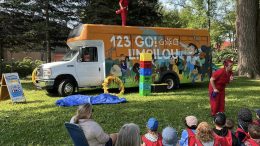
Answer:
[43,68,52,78]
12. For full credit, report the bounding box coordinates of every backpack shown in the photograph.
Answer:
[195,139,220,146]
[187,128,197,146]
[213,129,233,146]
[187,129,220,146]
[141,133,163,146]
[235,128,250,142]
[246,139,259,146]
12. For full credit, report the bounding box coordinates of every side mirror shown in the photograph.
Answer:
[78,48,83,62]
[77,55,83,62]
[79,47,83,56]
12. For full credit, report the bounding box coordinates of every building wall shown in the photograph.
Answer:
[6,51,44,61]
[6,51,66,62]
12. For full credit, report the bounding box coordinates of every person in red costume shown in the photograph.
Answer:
[116,0,128,26]
[209,59,234,116]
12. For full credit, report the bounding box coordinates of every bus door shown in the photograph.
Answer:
[76,41,105,87]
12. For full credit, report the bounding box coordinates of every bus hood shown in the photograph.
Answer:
[41,61,68,69]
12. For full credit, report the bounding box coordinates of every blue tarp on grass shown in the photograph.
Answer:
[56,93,127,107]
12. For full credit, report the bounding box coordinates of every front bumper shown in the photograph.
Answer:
[35,79,55,89]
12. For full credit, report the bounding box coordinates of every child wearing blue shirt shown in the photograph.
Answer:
[179,116,198,146]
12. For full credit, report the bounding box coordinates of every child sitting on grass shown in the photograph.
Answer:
[179,115,198,146]
[212,112,238,146]
[162,126,179,146]
[244,124,260,146]
[253,109,260,126]
[196,122,216,145]
[235,108,253,144]
[225,118,235,134]
[142,117,162,146]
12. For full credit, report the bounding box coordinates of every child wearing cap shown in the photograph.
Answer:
[142,117,163,146]
[179,116,198,146]
[162,126,179,146]
[235,108,253,144]
[212,112,238,146]
[253,109,260,126]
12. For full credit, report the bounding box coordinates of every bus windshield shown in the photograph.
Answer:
[62,50,78,61]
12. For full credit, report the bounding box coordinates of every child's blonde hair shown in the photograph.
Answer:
[196,122,214,143]
[74,103,93,124]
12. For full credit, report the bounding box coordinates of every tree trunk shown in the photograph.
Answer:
[207,0,211,32]
[236,0,260,78]
[257,1,260,78]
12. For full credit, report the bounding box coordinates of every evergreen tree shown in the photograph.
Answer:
[0,0,86,61]
[81,0,162,26]
[81,0,118,25]
[128,0,162,26]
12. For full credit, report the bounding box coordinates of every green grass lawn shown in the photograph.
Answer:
[0,77,259,145]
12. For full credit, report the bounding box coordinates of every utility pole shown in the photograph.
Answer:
[45,0,51,63]
[0,39,3,75]
[207,0,211,32]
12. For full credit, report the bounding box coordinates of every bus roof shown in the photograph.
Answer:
[67,24,209,43]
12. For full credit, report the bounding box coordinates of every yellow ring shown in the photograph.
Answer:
[32,68,37,85]
[102,76,125,96]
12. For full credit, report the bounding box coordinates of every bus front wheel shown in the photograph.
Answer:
[58,79,75,96]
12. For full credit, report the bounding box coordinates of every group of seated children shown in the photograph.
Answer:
[70,104,260,146]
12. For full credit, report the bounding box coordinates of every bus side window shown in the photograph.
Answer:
[82,47,98,62]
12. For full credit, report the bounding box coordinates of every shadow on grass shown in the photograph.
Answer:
[180,82,208,89]
[78,87,140,95]
[21,81,37,91]
[21,82,210,97]
[24,100,45,104]
[229,77,260,87]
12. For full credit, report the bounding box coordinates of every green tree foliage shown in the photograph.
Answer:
[81,0,117,24]
[167,0,236,48]
[4,57,42,77]
[1,0,163,60]
[0,0,86,57]
[81,0,162,26]
[128,0,162,26]
[171,0,211,28]
[210,0,236,49]
[159,9,182,28]
[213,48,238,63]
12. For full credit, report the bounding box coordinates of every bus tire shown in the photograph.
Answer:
[58,79,75,96]
[162,75,179,90]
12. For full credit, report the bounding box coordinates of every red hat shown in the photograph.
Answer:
[223,59,233,67]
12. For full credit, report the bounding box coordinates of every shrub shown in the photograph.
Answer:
[4,57,43,78]
[212,47,238,63]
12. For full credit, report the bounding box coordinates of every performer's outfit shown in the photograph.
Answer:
[116,0,128,26]
[208,68,233,116]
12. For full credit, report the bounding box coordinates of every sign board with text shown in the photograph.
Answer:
[0,73,26,103]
